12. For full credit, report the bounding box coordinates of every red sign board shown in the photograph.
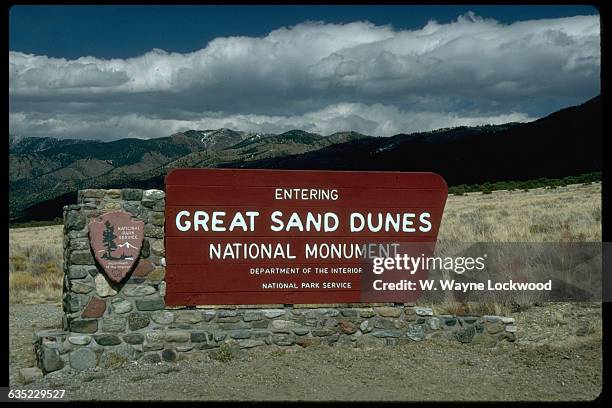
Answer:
[165,169,447,306]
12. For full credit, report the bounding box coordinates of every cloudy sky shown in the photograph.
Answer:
[9,5,600,140]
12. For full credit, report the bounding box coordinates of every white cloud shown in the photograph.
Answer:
[8,13,600,139]
[9,104,534,140]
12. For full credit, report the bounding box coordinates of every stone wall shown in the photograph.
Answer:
[35,188,517,374]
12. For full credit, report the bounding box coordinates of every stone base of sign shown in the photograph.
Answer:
[34,305,516,373]
[35,188,517,375]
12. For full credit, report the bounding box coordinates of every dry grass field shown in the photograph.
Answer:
[439,182,601,242]
[9,225,63,304]
[434,182,602,315]
[7,182,602,304]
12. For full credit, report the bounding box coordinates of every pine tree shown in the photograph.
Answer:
[102,220,117,259]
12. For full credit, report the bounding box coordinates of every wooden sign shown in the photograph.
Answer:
[89,211,144,282]
[165,169,448,306]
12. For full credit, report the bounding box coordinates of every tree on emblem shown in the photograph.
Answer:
[102,220,118,259]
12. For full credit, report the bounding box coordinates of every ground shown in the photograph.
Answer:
[8,302,601,401]
[8,183,603,401]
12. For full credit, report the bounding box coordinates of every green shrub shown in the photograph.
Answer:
[10,217,63,229]
[446,172,600,195]
[213,343,235,363]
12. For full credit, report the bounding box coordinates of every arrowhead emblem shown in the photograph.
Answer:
[88,211,145,283]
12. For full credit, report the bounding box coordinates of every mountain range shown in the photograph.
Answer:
[9,95,601,222]
[9,129,367,221]
[231,95,602,185]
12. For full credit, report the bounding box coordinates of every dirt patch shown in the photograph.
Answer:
[9,302,601,401]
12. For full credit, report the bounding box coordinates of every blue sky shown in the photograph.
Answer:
[8,5,601,140]
[10,5,599,59]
